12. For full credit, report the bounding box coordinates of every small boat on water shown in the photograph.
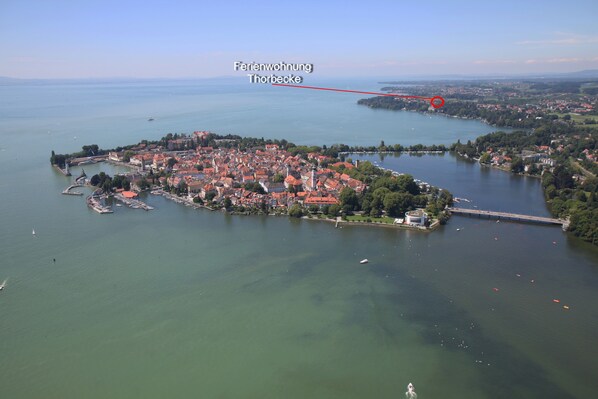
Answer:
[32,228,36,236]
[406,382,417,398]
[148,117,154,121]
[360,259,369,264]
[0,279,7,291]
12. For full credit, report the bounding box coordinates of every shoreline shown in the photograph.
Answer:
[455,152,543,179]
[152,187,441,232]
[305,216,440,232]
[360,101,527,131]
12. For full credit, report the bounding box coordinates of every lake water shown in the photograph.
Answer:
[0,79,597,398]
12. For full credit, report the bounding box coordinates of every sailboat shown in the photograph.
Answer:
[32,228,36,236]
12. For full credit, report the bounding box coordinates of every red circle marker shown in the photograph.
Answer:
[430,96,445,109]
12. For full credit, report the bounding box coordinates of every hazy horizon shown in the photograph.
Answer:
[2,69,598,83]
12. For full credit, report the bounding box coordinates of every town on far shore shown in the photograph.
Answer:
[51,131,454,230]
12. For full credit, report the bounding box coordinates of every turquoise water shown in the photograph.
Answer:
[1,79,597,398]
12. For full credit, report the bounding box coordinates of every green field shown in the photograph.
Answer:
[552,112,598,127]
[346,215,397,224]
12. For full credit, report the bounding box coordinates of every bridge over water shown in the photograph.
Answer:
[447,207,568,230]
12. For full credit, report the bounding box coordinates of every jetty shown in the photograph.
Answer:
[53,164,71,176]
[75,169,87,184]
[447,207,568,229]
[62,183,84,196]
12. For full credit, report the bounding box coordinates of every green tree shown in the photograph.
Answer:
[90,174,101,186]
[383,192,414,217]
[123,151,134,162]
[396,174,420,195]
[205,191,217,202]
[223,197,232,210]
[479,152,491,164]
[339,187,359,212]
[289,204,303,218]
[138,178,151,191]
[554,165,574,189]
[544,185,557,199]
[101,178,113,193]
[511,157,524,174]
[327,204,341,217]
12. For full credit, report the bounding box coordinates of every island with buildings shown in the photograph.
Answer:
[49,80,597,243]
[51,131,453,230]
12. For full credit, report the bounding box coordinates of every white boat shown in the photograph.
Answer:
[32,228,36,236]
[0,279,7,291]
[360,259,369,264]
[406,382,417,398]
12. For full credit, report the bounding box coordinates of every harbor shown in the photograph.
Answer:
[113,192,154,211]
[150,189,214,210]
[86,191,113,214]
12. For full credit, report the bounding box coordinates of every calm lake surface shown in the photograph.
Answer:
[0,78,597,398]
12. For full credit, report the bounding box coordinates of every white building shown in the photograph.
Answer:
[405,210,428,226]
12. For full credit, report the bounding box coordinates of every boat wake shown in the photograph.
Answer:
[406,382,417,399]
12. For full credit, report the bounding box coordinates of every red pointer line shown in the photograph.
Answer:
[272,83,445,109]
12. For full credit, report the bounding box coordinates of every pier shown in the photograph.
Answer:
[53,164,71,176]
[62,183,84,196]
[447,207,568,229]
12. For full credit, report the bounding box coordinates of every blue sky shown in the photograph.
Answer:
[1,0,597,78]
